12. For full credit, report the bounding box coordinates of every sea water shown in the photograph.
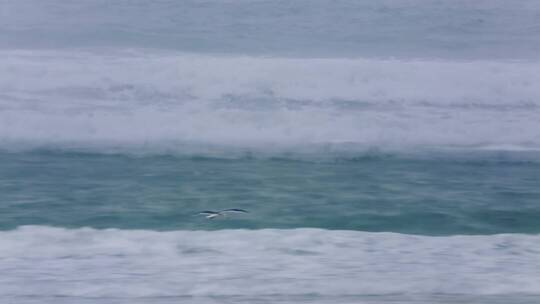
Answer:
[1,1,540,303]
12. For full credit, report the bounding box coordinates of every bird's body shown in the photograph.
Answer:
[197,209,248,219]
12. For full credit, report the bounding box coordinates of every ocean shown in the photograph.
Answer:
[1,1,540,303]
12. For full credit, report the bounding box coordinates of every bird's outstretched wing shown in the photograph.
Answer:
[197,210,219,215]
[221,208,248,214]
[197,211,220,219]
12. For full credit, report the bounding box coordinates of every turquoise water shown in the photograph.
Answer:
[2,0,540,303]
[1,150,539,234]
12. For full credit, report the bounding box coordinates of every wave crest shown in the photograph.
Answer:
[1,50,539,154]
[1,226,539,298]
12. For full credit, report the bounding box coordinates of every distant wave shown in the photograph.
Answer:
[1,226,539,298]
[3,0,540,59]
[1,50,539,156]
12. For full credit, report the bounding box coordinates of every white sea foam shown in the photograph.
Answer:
[0,226,539,300]
[1,50,539,154]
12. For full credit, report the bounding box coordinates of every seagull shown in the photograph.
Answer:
[197,209,249,219]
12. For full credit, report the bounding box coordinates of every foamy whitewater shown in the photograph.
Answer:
[1,50,540,151]
[2,227,540,303]
[1,1,540,303]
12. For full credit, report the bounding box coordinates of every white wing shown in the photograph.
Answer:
[197,211,218,215]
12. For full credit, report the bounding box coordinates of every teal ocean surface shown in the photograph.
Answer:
[1,1,540,303]
[1,150,540,234]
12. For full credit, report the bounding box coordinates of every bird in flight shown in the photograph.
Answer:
[197,209,249,219]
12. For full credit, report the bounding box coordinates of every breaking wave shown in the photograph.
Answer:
[1,226,539,299]
[1,50,539,158]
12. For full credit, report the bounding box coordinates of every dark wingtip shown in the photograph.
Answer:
[224,208,248,213]
[198,210,217,214]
